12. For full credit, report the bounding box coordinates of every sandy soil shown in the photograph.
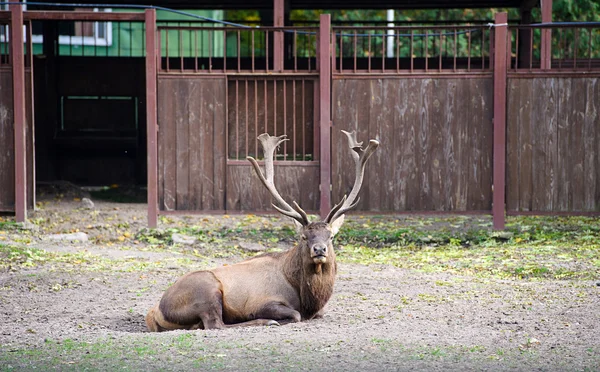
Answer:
[0,191,599,371]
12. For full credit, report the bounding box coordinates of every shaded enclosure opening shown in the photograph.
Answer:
[32,18,147,189]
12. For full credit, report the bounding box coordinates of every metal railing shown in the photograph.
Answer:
[332,25,493,74]
[509,23,600,72]
[158,24,319,73]
[227,76,316,161]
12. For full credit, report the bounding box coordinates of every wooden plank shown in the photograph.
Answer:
[331,79,358,209]
[418,78,433,210]
[480,78,494,211]
[0,70,15,212]
[531,78,558,211]
[226,163,319,213]
[547,78,559,211]
[556,78,573,211]
[583,78,598,210]
[506,78,520,212]
[188,80,202,210]
[212,79,226,210]
[443,79,459,210]
[594,78,600,211]
[403,79,421,211]
[588,78,600,212]
[530,78,546,211]
[158,78,177,211]
[518,79,534,211]
[175,80,190,210]
[429,79,446,210]
[568,78,585,211]
[366,79,383,211]
[393,79,414,211]
[467,78,484,210]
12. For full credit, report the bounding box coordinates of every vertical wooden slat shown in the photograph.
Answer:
[492,12,508,229]
[11,4,26,222]
[319,14,332,218]
[145,9,158,225]
[506,78,520,211]
[430,79,446,209]
[557,78,572,211]
[583,78,598,210]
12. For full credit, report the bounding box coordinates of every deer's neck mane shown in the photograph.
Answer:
[283,243,336,319]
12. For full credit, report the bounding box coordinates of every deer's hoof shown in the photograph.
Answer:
[266,320,280,326]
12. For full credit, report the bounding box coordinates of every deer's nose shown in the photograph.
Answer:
[312,244,327,256]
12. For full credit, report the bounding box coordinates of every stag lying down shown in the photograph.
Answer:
[146,130,379,331]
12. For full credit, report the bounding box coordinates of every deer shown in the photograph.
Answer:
[145,130,379,331]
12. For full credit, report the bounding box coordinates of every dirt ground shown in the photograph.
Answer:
[0,188,599,371]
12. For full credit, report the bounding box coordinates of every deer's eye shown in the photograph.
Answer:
[301,234,307,240]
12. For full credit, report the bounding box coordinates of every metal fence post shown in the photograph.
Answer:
[10,3,26,222]
[319,14,331,219]
[493,12,508,230]
[540,0,553,70]
[145,9,158,228]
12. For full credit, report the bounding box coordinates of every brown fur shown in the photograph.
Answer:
[145,221,339,332]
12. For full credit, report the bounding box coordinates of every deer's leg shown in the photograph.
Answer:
[253,302,302,325]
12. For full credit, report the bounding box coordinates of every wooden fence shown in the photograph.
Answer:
[2,8,600,228]
[149,13,600,227]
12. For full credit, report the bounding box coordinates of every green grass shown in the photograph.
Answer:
[2,215,599,280]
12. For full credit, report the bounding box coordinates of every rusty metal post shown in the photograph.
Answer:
[145,9,158,228]
[492,12,508,230]
[273,0,284,72]
[318,14,331,219]
[10,3,26,222]
[540,0,553,70]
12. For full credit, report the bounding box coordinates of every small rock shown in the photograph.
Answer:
[172,233,196,245]
[80,198,95,210]
[491,231,514,240]
[45,232,89,242]
[239,241,266,252]
[18,221,39,232]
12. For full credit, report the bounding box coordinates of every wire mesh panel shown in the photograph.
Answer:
[227,76,316,161]
[333,25,493,74]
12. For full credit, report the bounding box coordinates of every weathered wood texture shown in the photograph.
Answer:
[0,69,15,212]
[507,77,600,212]
[332,77,493,212]
[158,77,226,211]
[0,69,35,212]
[226,163,319,212]
[227,77,315,161]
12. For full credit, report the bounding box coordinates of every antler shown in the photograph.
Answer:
[325,130,380,223]
[247,133,310,226]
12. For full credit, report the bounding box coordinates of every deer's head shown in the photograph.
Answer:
[248,130,379,264]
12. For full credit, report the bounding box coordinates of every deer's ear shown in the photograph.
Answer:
[330,215,345,236]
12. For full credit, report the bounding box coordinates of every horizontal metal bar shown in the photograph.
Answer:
[507,71,600,78]
[158,25,318,32]
[332,72,493,78]
[23,11,145,21]
[158,71,320,77]
[227,160,319,166]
